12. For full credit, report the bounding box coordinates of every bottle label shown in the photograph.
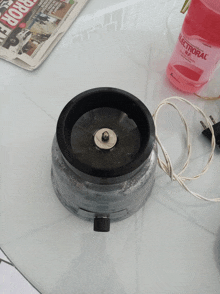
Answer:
[172,31,220,82]
[179,33,208,60]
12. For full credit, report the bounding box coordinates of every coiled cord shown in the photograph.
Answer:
[153,96,220,202]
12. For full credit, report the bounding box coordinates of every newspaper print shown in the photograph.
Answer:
[0,0,89,69]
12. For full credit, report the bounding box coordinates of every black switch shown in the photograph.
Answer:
[94,217,110,232]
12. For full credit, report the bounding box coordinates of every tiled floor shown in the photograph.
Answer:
[0,250,39,294]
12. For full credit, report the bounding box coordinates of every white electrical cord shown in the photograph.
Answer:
[153,96,220,202]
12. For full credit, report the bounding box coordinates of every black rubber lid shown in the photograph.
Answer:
[56,87,155,182]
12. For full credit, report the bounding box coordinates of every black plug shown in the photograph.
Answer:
[200,116,220,148]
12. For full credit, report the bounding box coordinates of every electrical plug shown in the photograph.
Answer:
[200,116,220,148]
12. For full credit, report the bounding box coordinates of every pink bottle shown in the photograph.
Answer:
[166,0,220,93]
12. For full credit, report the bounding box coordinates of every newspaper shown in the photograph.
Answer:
[0,0,89,70]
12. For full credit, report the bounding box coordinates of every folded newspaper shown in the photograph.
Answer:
[0,0,89,70]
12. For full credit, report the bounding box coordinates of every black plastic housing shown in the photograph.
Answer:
[56,87,155,183]
[202,122,220,148]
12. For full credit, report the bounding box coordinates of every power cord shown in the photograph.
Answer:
[153,96,220,202]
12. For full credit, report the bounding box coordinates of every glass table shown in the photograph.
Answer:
[1,0,220,293]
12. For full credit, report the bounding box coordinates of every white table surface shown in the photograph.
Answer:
[1,0,220,293]
[0,249,39,294]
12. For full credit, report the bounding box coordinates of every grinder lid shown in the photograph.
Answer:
[56,87,155,182]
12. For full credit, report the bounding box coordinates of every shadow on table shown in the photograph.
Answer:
[52,233,127,294]
[214,226,220,275]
